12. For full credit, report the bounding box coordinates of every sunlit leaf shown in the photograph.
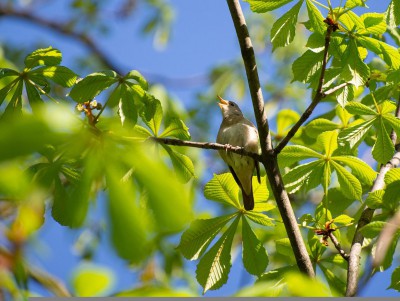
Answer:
[305,0,326,34]
[72,263,115,297]
[270,0,303,50]
[244,0,294,13]
[24,47,62,69]
[196,216,240,294]
[177,213,237,260]
[242,216,269,276]
[204,173,240,208]
[30,66,78,87]
[163,145,196,183]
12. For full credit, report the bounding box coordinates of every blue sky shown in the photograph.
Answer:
[1,0,399,297]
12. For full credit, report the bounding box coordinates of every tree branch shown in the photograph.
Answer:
[328,232,349,261]
[150,137,261,161]
[346,95,400,296]
[0,5,123,74]
[274,25,333,155]
[226,0,315,277]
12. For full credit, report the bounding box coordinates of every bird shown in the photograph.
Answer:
[216,95,260,211]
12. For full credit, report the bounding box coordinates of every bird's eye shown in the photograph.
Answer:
[229,102,235,107]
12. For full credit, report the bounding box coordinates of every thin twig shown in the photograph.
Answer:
[323,82,351,96]
[346,94,400,296]
[226,0,315,277]
[0,6,123,74]
[150,137,261,161]
[274,25,334,155]
[328,232,349,261]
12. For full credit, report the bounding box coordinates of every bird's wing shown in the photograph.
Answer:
[229,166,243,191]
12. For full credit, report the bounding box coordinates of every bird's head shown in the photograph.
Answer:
[217,95,243,119]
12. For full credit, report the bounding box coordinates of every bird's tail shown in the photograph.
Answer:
[242,189,254,211]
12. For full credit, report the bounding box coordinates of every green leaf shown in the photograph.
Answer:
[285,272,331,296]
[0,68,19,79]
[24,47,62,69]
[384,115,400,136]
[336,83,355,107]
[24,80,43,111]
[276,109,300,136]
[72,263,115,297]
[359,221,386,238]
[358,36,400,70]
[275,238,294,259]
[196,216,240,294]
[359,13,386,35]
[331,161,362,200]
[0,81,17,107]
[386,0,400,27]
[129,148,192,232]
[372,117,394,164]
[338,10,364,32]
[204,173,241,208]
[244,0,294,13]
[283,160,323,193]
[68,71,118,103]
[317,130,338,157]
[332,156,377,185]
[342,40,370,87]
[119,84,138,127]
[385,168,400,185]
[106,166,149,262]
[163,145,195,183]
[177,213,237,260]
[318,263,346,295]
[305,119,339,138]
[159,118,191,140]
[2,80,23,119]
[253,176,269,204]
[306,32,325,52]
[279,145,322,166]
[245,211,274,227]
[270,0,303,50]
[388,266,400,291]
[308,235,326,261]
[338,118,375,149]
[124,70,148,90]
[242,216,269,276]
[345,0,367,9]
[140,94,163,135]
[292,50,324,84]
[345,101,377,116]
[365,190,384,209]
[333,214,354,225]
[30,66,78,87]
[305,0,326,34]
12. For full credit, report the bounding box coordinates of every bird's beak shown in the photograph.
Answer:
[217,95,229,108]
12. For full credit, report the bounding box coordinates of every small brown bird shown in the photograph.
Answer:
[216,96,260,210]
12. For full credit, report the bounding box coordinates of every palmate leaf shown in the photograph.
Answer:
[204,173,240,208]
[331,161,362,200]
[338,118,375,149]
[123,70,148,90]
[244,0,294,13]
[278,145,322,167]
[163,145,195,183]
[106,166,149,263]
[386,0,400,27]
[305,118,340,138]
[30,66,78,87]
[196,216,240,294]
[283,160,324,193]
[242,216,269,276]
[118,84,138,127]
[318,263,346,296]
[140,93,163,136]
[345,101,377,116]
[389,266,400,291]
[372,117,394,164]
[332,156,376,185]
[270,0,303,50]
[345,0,367,9]
[276,109,300,137]
[159,118,191,140]
[24,80,43,112]
[68,71,119,103]
[292,50,324,84]
[365,190,385,209]
[342,39,370,87]
[305,0,326,34]
[177,213,237,260]
[245,211,274,227]
[24,47,62,69]
[358,36,400,70]
[2,80,23,119]
[359,221,387,238]
[252,176,270,207]
[317,130,338,157]
[358,13,386,35]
